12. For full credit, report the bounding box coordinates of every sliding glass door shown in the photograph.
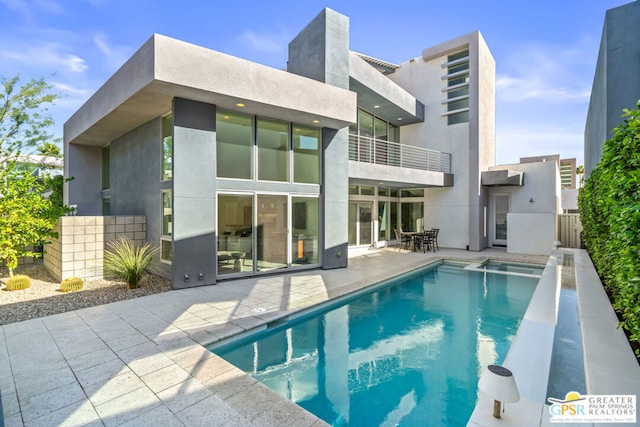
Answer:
[218,193,319,276]
[257,195,287,272]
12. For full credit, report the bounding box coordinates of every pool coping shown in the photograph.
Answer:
[468,249,640,427]
[1,248,637,426]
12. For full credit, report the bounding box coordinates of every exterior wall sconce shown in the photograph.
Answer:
[478,365,520,418]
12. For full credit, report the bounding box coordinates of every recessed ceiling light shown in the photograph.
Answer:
[223,115,230,119]
[312,119,320,124]
[397,117,403,121]
[374,105,380,109]
[236,102,245,107]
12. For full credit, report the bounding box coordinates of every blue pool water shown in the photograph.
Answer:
[211,263,538,426]
[481,261,544,276]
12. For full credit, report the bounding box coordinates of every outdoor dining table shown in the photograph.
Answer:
[400,231,421,251]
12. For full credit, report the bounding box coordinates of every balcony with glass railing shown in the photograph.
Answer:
[348,135,451,174]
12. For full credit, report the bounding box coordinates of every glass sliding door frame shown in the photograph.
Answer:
[217,191,321,277]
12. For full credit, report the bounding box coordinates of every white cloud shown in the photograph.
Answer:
[496,42,594,103]
[33,0,65,15]
[93,33,133,71]
[1,43,87,73]
[0,0,64,22]
[238,29,287,53]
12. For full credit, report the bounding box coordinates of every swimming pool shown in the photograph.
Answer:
[211,263,539,426]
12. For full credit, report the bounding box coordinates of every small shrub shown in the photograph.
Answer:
[6,275,31,291]
[60,277,84,292]
[103,237,158,289]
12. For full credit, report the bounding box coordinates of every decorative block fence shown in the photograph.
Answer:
[44,216,146,281]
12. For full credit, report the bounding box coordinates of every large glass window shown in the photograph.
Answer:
[291,197,319,265]
[257,195,288,271]
[448,99,469,112]
[161,191,172,263]
[101,146,110,190]
[358,110,374,138]
[388,124,399,143]
[401,202,424,232]
[445,50,470,125]
[217,110,253,179]
[448,111,470,125]
[218,194,253,275]
[448,87,469,99]
[293,126,320,184]
[162,114,172,181]
[257,118,289,182]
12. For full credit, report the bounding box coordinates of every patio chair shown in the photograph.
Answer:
[431,228,440,251]
[393,228,411,251]
[420,230,436,253]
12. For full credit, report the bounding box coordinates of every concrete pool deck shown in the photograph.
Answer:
[0,248,637,426]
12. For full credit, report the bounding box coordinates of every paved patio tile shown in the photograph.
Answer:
[66,346,119,372]
[186,354,236,384]
[94,386,161,427]
[169,345,214,370]
[201,367,258,400]
[141,364,192,394]
[115,342,174,377]
[83,370,146,406]
[118,405,185,426]
[75,358,132,388]
[24,398,101,427]
[103,331,150,352]
[14,366,77,400]
[175,395,252,427]
[156,377,213,413]
[20,381,87,422]
[3,412,24,427]
[1,389,19,417]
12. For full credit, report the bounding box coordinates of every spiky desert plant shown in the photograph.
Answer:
[103,237,158,289]
[5,274,31,291]
[60,277,84,292]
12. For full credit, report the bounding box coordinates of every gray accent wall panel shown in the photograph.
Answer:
[66,144,102,215]
[322,127,348,269]
[172,97,217,288]
[109,117,171,279]
[585,1,640,178]
[288,8,350,89]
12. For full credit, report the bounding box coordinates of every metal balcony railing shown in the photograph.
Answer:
[348,135,451,174]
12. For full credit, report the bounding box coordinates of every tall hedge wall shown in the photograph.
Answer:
[578,102,640,355]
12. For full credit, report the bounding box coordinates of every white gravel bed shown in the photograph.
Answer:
[0,260,171,325]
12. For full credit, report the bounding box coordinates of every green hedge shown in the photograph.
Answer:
[578,101,640,355]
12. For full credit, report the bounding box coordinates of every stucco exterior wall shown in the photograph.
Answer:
[488,160,561,254]
[65,144,102,215]
[585,1,640,177]
[388,32,495,251]
[109,117,172,279]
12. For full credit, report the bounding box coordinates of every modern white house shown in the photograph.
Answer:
[61,8,559,288]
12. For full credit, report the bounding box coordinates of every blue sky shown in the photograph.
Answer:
[0,0,632,165]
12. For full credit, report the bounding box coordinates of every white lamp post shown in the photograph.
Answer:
[478,365,520,418]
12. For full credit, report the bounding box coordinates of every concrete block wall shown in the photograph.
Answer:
[44,215,146,281]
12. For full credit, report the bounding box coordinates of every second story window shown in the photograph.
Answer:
[162,114,173,181]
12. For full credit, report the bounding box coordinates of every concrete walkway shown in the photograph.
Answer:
[0,248,631,426]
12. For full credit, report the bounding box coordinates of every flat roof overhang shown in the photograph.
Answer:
[349,52,424,125]
[349,161,453,188]
[65,34,357,147]
[481,169,524,186]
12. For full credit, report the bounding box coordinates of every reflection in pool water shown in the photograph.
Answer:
[212,263,538,426]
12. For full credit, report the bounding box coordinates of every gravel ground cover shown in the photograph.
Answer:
[0,260,171,325]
